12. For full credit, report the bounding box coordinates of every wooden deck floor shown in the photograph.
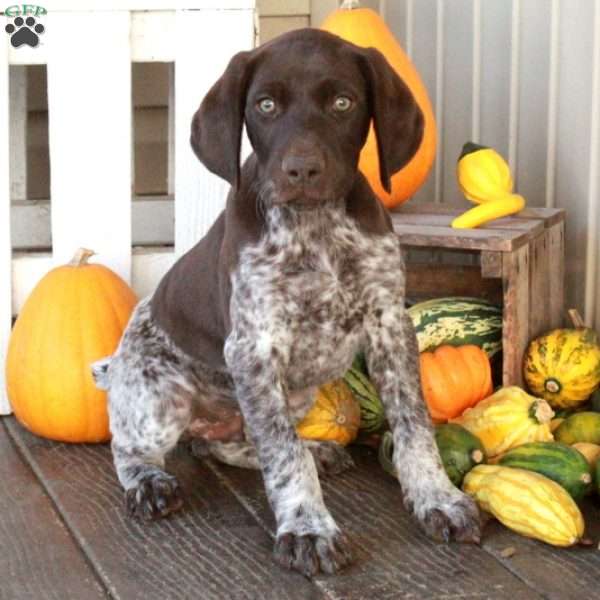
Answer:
[2,416,600,600]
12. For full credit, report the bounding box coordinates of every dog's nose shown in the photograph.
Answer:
[282,155,324,186]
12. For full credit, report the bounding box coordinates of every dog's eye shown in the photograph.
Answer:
[257,97,276,114]
[333,96,353,112]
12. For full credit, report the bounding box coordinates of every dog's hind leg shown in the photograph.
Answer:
[97,299,194,520]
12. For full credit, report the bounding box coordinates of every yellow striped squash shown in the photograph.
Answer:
[463,465,584,547]
[450,386,554,457]
[524,327,600,410]
[296,380,361,446]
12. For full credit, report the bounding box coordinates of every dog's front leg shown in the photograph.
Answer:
[364,304,481,543]
[224,333,353,576]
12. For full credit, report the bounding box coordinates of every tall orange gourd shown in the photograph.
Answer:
[5,249,137,443]
[321,1,436,207]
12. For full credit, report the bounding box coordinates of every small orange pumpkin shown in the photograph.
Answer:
[6,248,137,443]
[321,1,436,208]
[297,380,361,446]
[420,345,493,422]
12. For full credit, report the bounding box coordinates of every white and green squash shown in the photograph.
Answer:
[408,296,502,357]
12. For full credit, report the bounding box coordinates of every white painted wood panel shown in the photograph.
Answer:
[9,66,27,201]
[174,8,255,256]
[11,197,174,249]
[1,38,12,414]
[47,11,132,281]
[11,249,175,316]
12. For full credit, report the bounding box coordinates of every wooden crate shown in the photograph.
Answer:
[391,202,566,387]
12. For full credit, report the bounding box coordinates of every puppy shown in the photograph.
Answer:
[93,28,480,577]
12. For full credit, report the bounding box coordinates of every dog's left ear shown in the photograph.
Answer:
[359,47,425,193]
[190,50,254,188]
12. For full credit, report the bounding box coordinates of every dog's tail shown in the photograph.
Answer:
[91,356,112,390]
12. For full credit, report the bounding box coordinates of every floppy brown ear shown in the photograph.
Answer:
[359,47,424,193]
[190,50,254,188]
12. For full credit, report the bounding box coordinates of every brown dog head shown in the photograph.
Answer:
[190,28,423,208]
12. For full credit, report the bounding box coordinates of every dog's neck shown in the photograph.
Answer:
[264,200,345,236]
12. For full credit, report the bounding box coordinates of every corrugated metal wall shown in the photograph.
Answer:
[313,0,600,332]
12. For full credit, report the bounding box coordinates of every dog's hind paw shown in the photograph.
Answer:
[125,472,183,520]
[409,491,481,544]
[306,441,355,476]
[273,530,353,576]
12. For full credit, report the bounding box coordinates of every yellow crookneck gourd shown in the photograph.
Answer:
[453,142,525,229]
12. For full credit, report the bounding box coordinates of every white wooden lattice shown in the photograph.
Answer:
[1,3,256,414]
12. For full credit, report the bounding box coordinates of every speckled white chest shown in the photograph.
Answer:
[228,204,405,391]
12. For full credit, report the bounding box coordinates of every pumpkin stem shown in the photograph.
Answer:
[471,449,484,464]
[568,308,586,329]
[530,399,555,424]
[544,378,562,394]
[340,0,361,9]
[69,248,96,267]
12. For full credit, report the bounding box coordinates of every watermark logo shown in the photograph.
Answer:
[4,5,46,48]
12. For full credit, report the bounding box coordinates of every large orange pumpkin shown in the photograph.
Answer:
[6,248,137,442]
[321,2,436,207]
[420,345,493,422]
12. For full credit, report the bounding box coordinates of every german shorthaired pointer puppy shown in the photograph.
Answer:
[92,27,481,576]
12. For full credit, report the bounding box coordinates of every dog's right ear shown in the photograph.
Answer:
[190,50,254,188]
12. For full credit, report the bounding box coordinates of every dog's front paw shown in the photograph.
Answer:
[125,472,183,520]
[274,530,353,576]
[407,489,481,544]
[307,441,355,476]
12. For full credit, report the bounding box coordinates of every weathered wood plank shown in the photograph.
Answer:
[394,201,566,228]
[5,418,323,600]
[0,420,107,599]
[392,211,544,237]
[393,221,532,252]
[208,448,544,600]
[529,231,551,340]
[501,244,530,386]
[405,263,503,305]
[548,221,566,328]
[480,500,600,600]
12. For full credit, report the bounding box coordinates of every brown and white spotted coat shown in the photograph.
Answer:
[92,28,480,577]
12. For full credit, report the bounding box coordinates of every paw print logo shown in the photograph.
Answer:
[5,16,45,48]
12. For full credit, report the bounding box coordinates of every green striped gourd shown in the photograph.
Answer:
[378,425,486,487]
[498,441,592,500]
[408,297,502,357]
[343,355,385,433]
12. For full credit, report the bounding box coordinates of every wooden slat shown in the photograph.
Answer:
[208,448,543,599]
[11,197,174,250]
[47,12,132,281]
[529,231,551,340]
[479,501,600,600]
[405,263,503,305]
[9,66,27,201]
[501,244,530,386]
[393,221,531,252]
[393,211,545,236]
[0,421,107,598]
[0,36,11,415]
[174,8,254,257]
[481,250,503,278]
[11,248,175,316]
[5,418,324,600]
[548,220,566,328]
[395,201,566,226]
